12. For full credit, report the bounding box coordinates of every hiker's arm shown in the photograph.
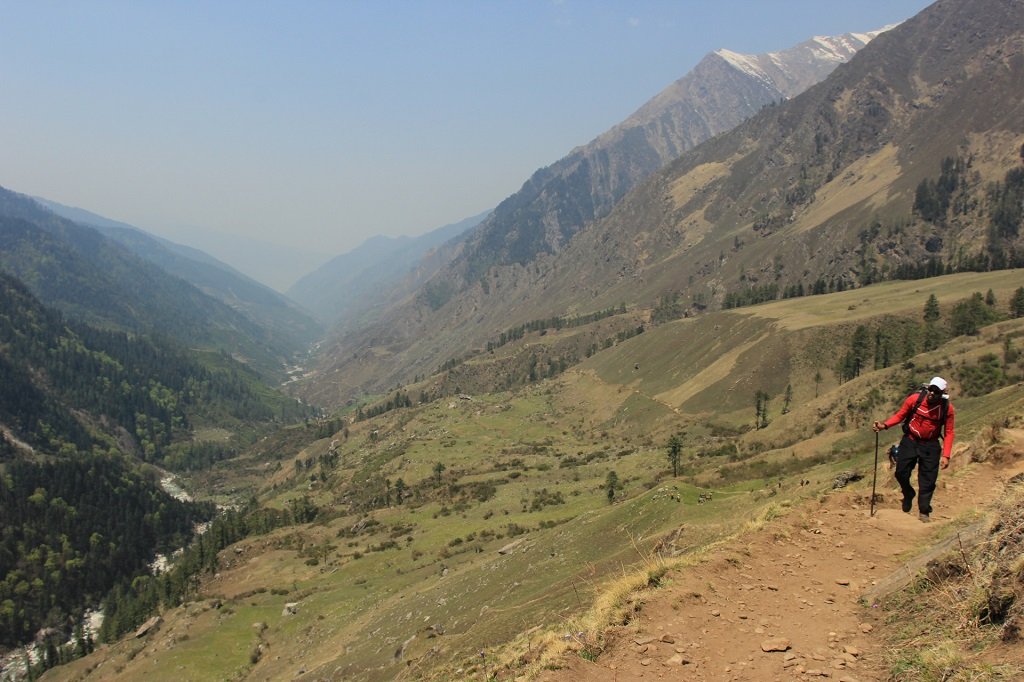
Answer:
[941,404,955,462]
[874,395,914,432]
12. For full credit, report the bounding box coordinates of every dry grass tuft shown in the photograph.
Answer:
[881,478,1024,681]
[470,501,801,680]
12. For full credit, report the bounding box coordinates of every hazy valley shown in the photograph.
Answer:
[2,1,1024,681]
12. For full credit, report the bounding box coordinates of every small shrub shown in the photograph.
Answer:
[529,488,566,511]
[506,523,528,537]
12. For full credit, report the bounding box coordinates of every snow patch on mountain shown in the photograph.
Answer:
[811,36,857,61]
[715,48,773,87]
[715,24,899,94]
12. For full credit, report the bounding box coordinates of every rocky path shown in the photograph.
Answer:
[539,454,1024,682]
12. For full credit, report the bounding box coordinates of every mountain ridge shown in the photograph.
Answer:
[0,187,312,380]
[480,0,1024,320]
[454,28,890,278]
[35,195,323,354]
[298,25,895,407]
[287,210,490,327]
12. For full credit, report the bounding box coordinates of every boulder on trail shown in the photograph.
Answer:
[760,637,792,652]
[832,471,863,489]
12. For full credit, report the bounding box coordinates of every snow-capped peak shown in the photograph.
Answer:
[713,25,898,96]
[715,48,772,84]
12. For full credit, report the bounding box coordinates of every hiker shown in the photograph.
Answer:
[872,377,955,522]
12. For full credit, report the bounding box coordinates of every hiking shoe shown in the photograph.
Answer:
[919,512,931,523]
[901,495,914,513]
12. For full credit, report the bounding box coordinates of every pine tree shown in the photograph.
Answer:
[1010,287,1024,318]
[951,292,998,336]
[754,391,771,429]
[850,326,871,376]
[922,294,942,351]
[605,471,619,504]
[923,294,941,323]
[666,434,683,477]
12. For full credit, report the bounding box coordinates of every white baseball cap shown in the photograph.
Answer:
[928,376,948,392]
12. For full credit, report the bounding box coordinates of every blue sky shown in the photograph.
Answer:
[0,0,932,288]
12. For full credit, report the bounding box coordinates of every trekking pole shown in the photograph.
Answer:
[870,430,879,517]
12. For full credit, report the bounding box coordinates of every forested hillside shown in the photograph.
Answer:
[0,272,310,465]
[90,224,322,354]
[0,187,307,381]
[0,268,316,668]
[0,456,213,650]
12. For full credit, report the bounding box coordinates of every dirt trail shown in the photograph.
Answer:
[539,454,1024,682]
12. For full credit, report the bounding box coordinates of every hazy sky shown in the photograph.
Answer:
[1,0,932,289]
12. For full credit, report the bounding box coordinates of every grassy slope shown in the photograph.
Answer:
[47,270,1024,681]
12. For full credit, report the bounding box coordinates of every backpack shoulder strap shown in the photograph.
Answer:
[903,389,927,434]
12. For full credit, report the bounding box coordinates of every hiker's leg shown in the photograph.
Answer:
[893,437,918,503]
[916,441,941,515]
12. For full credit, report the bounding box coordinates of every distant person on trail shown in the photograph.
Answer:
[872,377,955,523]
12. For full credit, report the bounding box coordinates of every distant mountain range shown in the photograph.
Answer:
[294,25,902,406]
[453,28,890,281]
[287,210,490,327]
[0,188,322,380]
[285,30,887,343]
[36,196,323,359]
[160,223,330,294]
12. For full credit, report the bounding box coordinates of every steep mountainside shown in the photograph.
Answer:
[290,34,875,341]
[299,0,1024,407]
[0,269,309,657]
[0,271,309,461]
[34,197,323,358]
[287,210,489,327]
[0,269,312,657]
[544,0,1024,310]
[455,29,887,279]
[0,257,316,652]
[0,187,312,380]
